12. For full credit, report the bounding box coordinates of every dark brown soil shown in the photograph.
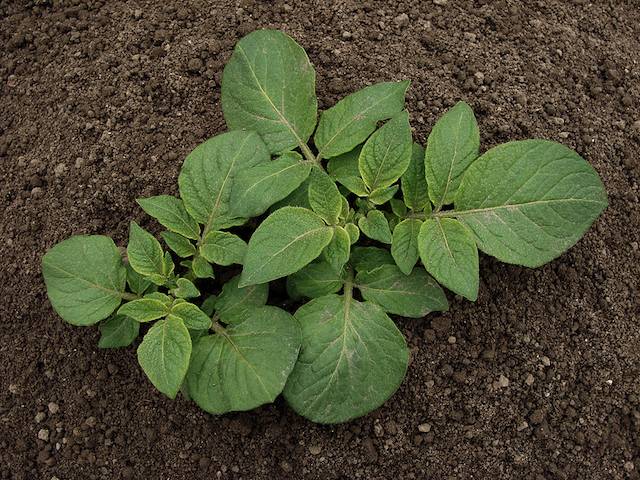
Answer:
[2,1,640,479]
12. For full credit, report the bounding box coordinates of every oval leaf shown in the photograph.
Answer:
[391,218,422,275]
[200,231,247,266]
[284,294,409,423]
[98,315,140,349]
[453,140,608,267]
[137,195,200,240]
[327,146,369,196]
[401,142,430,211]
[350,246,394,273]
[169,302,211,330]
[358,210,392,244]
[127,221,165,280]
[322,226,350,274]
[221,29,317,154]
[240,207,334,287]
[287,261,345,299]
[118,298,169,323]
[161,231,196,258]
[42,235,127,326]
[214,275,269,325]
[308,168,342,225]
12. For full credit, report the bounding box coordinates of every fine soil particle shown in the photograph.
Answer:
[1,1,640,479]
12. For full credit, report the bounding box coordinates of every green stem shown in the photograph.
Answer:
[210,313,225,335]
[343,265,354,299]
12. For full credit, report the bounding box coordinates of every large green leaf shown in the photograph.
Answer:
[221,29,317,154]
[127,222,166,281]
[425,101,479,209]
[98,315,139,349]
[136,195,200,240]
[418,218,479,301]
[42,235,127,326]
[178,130,269,231]
[401,143,430,211]
[240,207,334,287]
[308,168,342,225]
[452,140,608,267]
[137,316,192,399]
[391,218,422,275]
[230,152,311,218]
[356,265,448,318]
[283,294,409,423]
[358,111,412,192]
[358,210,392,244]
[326,146,368,196]
[214,275,269,325]
[187,306,301,414]
[315,81,409,159]
[200,231,247,266]
[287,261,345,299]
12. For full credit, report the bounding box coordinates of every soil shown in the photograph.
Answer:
[1,0,640,479]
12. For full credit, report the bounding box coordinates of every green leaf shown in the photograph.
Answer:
[145,291,172,306]
[178,130,269,229]
[351,246,394,273]
[161,231,196,258]
[358,110,412,192]
[137,316,192,399]
[168,302,211,330]
[191,255,214,279]
[187,305,301,414]
[200,231,247,266]
[308,168,342,225]
[126,263,151,295]
[283,294,409,423]
[425,101,479,208]
[215,275,269,325]
[327,146,368,196]
[136,195,200,240]
[315,81,409,159]
[356,265,448,318]
[368,184,399,205]
[118,298,169,323]
[42,235,127,326]
[200,295,217,316]
[402,142,430,211]
[322,226,350,273]
[286,261,345,299]
[240,207,334,287]
[452,140,608,267]
[230,152,311,218]
[221,29,317,154]
[127,221,165,280]
[391,218,422,275]
[390,198,407,218]
[418,218,479,301]
[271,176,312,210]
[358,210,392,244]
[344,222,360,244]
[171,278,200,299]
[98,315,140,348]
[162,252,174,277]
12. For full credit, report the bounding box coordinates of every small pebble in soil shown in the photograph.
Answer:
[632,120,640,132]
[308,445,322,455]
[497,374,510,388]
[448,335,456,344]
[341,31,352,40]
[35,412,46,423]
[417,423,431,433]
[525,373,535,385]
[37,428,50,441]
[48,402,59,414]
[394,13,409,28]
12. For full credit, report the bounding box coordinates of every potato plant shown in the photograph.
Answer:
[42,30,607,424]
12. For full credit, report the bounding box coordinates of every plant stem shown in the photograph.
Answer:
[343,265,354,300]
[210,314,225,334]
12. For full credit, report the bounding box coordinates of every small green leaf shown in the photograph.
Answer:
[168,302,211,330]
[137,316,192,399]
[137,195,200,240]
[230,152,312,218]
[351,246,395,273]
[308,168,342,225]
[356,265,448,318]
[171,278,200,299]
[418,218,479,301]
[368,184,399,205]
[402,142,430,211]
[126,263,151,296]
[315,81,409,159]
[284,294,408,424]
[118,298,169,323]
[200,295,217,317]
[425,102,479,208]
[240,207,334,287]
[327,146,368,196]
[192,255,214,279]
[127,221,165,280]
[358,210,392,244]
[271,176,312,210]
[391,218,422,275]
[161,231,196,258]
[200,231,247,266]
[215,275,269,325]
[390,198,407,218]
[178,130,269,229]
[144,292,173,307]
[162,252,174,278]
[222,29,317,154]
[339,196,350,221]
[42,235,127,326]
[322,226,351,273]
[98,315,140,349]
[287,261,345,299]
[453,140,608,267]
[359,111,412,192]
[187,306,301,414]
[344,223,360,244]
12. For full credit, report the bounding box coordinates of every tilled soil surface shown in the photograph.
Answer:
[1,1,640,479]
